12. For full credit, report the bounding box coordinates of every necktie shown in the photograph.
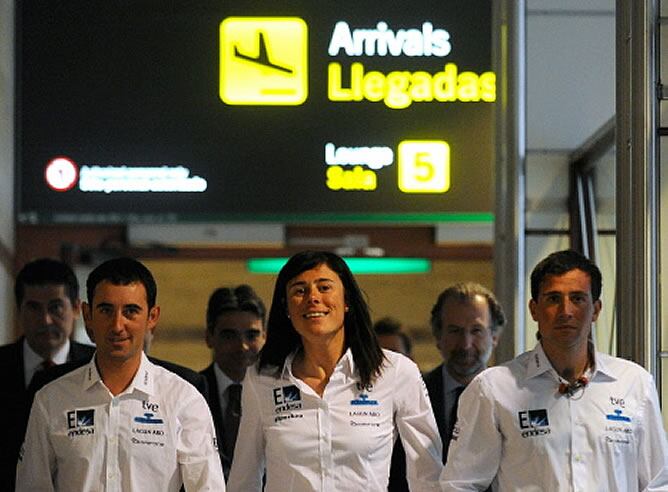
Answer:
[445,386,465,458]
[223,384,242,458]
[41,359,55,370]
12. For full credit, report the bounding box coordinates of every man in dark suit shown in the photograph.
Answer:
[201,285,267,481]
[0,258,95,490]
[423,282,505,464]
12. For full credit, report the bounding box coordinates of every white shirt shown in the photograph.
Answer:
[17,353,226,492]
[23,337,70,385]
[441,343,668,492]
[227,349,443,492]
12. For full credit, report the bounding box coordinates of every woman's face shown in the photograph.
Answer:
[285,263,348,346]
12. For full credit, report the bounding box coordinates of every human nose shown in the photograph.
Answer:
[42,309,54,326]
[556,298,575,318]
[238,335,250,351]
[458,331,474,349]
[306,287,321,304]
[111,310,125,332]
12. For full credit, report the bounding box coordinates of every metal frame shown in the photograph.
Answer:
[493,0,527,362]
[615,0,660,378]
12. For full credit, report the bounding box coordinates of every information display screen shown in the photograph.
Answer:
[16,1,494,224]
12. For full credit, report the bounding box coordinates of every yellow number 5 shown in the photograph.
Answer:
[398,140,450,193]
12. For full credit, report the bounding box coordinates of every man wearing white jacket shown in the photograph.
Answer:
[442,250,668,491]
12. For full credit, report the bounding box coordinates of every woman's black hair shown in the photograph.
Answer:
[259,251,384,388]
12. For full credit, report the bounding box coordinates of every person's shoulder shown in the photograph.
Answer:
[147,360,210,406]
[199,363,215,377]
[500,348,535,371]
[149,358,198,386]
[423,363,444,383]
[381,348,417,367]
[149,357,209,398]
[70,341,95,359]
[0,339,21,352]
[252,362,287,387]
[30,360,85,393]
[379,349,422,381]
[36,363,89,400]
[150,357,205,386]
[0,339,22,360]
[472,351,529,385]
[597,351,653,378]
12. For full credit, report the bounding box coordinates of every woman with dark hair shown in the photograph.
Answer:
[228,251,443,491]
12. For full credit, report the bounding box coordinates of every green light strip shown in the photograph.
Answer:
[34,211,493,225]
[247,257,431,275]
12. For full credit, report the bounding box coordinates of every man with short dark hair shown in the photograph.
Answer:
[373,316,413,359]
[0,258,95,490]
[17,257,225,491]
[442,250,668,490]
[201,285,267,480]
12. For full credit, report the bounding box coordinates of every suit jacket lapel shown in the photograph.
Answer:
[202,365,227,454]
[8,338,28,392]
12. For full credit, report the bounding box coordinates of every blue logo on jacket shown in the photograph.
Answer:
[134,412,164,424]
[606,409,631,422]
[350,393,379,406]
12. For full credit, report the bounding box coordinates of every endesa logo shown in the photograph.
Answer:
[273,384,303,423]
[518,409,551,438]
[67,408,95,438]
[273,385,302,413]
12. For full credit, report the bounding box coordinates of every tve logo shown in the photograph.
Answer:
[219,17,308,105]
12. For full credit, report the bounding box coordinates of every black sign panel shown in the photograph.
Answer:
[16,1,494,224]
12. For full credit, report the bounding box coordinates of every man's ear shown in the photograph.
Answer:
[205,329,214,349]
[147,306,160,330]
[491,330,500,349]
[82,302,94,343]
[435,336,443,352]
[72,298,82,319]
[529,299,538,322]
[592,299,602,322]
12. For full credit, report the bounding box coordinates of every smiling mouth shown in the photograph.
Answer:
[109,337,130,344]
[303,312,328,319]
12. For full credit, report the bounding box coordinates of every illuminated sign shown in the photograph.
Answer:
[398,141,450,193]
[45,157,78,192]
[79,165,207,193]
[219,17,308,105]
[327,21,451,58]
[328,62,495,109]
[17,1,494,224]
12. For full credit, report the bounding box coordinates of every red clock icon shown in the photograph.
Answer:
[45,157,79,192]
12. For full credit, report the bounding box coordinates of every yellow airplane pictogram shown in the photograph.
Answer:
[233,32,294,74]
[220,17,308,105]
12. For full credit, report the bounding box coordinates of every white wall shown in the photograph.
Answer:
[0,0,14,344]
[527,0,616,150]
[523,0,615,352]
